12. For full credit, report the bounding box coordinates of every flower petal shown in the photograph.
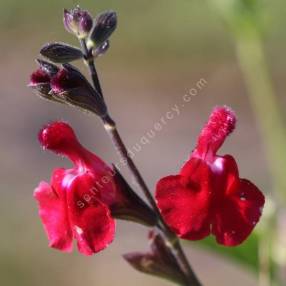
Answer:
[34,181,73,252]
[212,157,265,246]
[73,202,115,255]
[156,160,212,240]
[66,173,115,255]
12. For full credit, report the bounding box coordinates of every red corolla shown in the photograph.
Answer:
[155,106,265,246]
[34,121,121,255]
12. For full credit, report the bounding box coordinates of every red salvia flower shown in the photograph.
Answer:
[155,106,265,246]
[34,121,123,255]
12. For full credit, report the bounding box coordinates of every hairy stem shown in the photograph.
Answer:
[80,39,202,286]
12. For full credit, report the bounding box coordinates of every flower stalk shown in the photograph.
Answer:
[80,39,103,98]
[79,36,202,286]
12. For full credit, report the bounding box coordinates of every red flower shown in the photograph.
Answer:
[34,121,121,255]
[155,106,265,246]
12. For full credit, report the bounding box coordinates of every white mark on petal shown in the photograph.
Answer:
[74,226,84,235]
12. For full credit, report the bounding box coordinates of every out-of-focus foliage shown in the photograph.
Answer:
[209,1,286,285]
[200,234,259,271]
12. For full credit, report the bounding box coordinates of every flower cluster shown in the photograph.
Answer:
[30,5,265,285]
[155,106,265,246]
[29,7,118,118]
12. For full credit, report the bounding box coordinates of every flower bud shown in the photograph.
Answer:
[50,64,107,116]
[88,10,117,48]
[123,231,186,285]
[28,60,62,103]
[64,7,93,39]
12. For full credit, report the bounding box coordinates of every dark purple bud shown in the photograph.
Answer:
[50,64,107,116]
[64,6,93,39]
[123,231,187,285]
[88,10,117,48]
[40,42,83,63]
[111,167,157,227]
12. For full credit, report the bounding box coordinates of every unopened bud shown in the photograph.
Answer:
[28,60,62,103]
[50,64,107,116]
[88,10,117,48]
[64,6,93,39]
[123,231,187,285]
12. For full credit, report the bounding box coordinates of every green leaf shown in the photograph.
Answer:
[198,234,259,271]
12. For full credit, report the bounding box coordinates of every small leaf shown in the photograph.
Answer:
[40,42,83,63]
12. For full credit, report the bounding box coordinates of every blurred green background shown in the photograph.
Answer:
[0,0,285,285]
